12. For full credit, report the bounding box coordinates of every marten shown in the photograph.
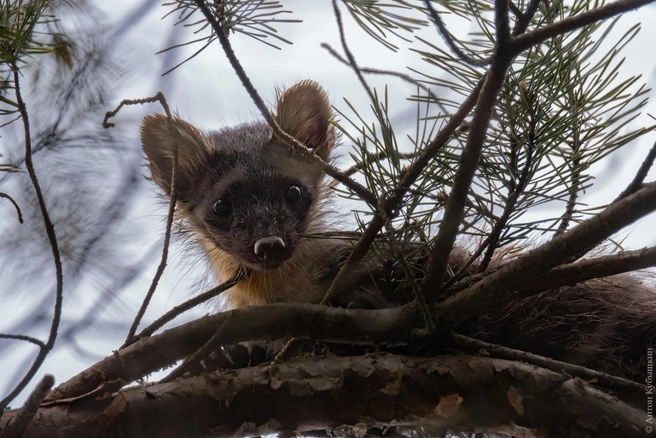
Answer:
[141,80,655,381]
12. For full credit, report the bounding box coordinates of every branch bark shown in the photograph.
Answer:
[7,355,650,437]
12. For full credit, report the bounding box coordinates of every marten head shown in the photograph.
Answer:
[141,81,336,271]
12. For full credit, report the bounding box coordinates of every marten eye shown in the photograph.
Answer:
[285,185,302,204]
[212,199,233,218]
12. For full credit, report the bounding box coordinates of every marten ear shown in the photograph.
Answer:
[275,80,335,161]
[141,114,213,202]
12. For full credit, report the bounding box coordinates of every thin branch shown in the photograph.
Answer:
[423,0,492,67]
[420,55,513,296]
[435,181,656,331]
[130,272,244,342]
[0,334,45,349]
[0,66,65,414]
[555,156,581,235]
[159,314,233,383]
[322,78,485,304]
[509,0,656,56]
[192,0,377,207]
[479,84,537,271]
[3,374,54,438]
[614,136,656,201]
[512,0,543,36]
[0,192,23,223]
[103,93,179,346]
[320,42,450,115]
[331,0,375,104]
[450,334,645,395]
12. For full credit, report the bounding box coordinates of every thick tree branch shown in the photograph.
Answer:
[10,355,650,437]
[45,304,415,402]
[435,181,656,330]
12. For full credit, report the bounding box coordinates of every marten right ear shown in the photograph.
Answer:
[141,114,213,202]
[275,80,336,161]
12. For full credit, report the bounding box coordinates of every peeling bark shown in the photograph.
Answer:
[2,354,648,437]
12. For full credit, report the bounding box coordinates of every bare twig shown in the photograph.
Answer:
[614,137,656,201]
[512,0,544,36]
[331,0,375,104]
[160,314,233,383]
[450,334,645,395]
[321,42,450,115]
[0,334,45,349]
[0,66,65,414]
[3,374,54,438]
[103,93,180,346]
[423,1,492,67]
[131,272,244,342]
[192,0,376,207]
[0,192,23,223]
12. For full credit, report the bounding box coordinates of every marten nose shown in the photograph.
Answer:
[253,236,286,261]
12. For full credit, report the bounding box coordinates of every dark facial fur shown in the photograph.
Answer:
[141,81,335,275]
[186,124,320,270]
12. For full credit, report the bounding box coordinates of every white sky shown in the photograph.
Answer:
[2,0,656,407]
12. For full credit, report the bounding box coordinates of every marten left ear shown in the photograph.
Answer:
[275,80,335,161]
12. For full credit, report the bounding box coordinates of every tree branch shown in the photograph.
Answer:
[435,181,656,330]
[450,334,645,396]
[3,374,54,438]
[423,0,492,67]
[0,192,23,223]
[45,303,415,402]
[420,55,513,296]
[103,92,180,346]
[12,355,650,437]
[0,65,65,415]
[615,136,656,201]
[510,0,656,56]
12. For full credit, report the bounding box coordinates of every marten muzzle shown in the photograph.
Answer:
[253,236,289,267]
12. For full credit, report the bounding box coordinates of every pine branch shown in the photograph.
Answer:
[510,0,656,55]
[322,78,484,303]
[420,54,513,296]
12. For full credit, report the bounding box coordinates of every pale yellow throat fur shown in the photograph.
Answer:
[203,239,332,308]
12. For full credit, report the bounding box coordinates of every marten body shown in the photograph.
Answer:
[141,81,655,381]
